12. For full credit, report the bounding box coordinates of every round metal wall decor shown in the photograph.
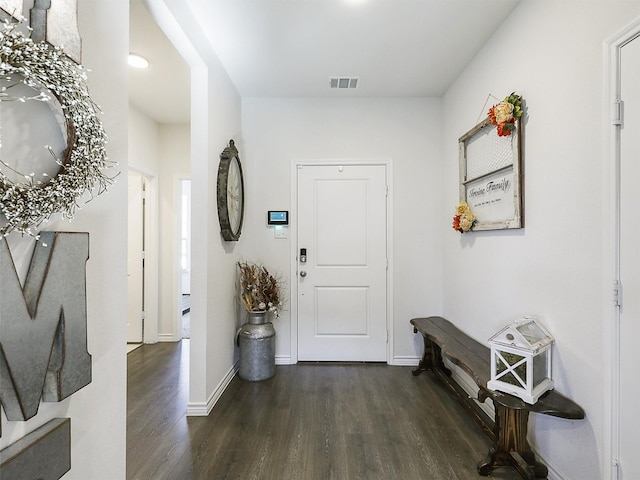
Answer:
[0,21,112,237]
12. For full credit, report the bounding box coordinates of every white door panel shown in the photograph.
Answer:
[297,164,387,361]
[619,34,640,479]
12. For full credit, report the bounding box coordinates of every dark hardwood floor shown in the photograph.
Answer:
[127,340,522,479]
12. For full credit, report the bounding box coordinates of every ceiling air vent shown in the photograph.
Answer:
[329,77,359,89]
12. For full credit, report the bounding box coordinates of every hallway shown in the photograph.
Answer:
[126,341,522,479]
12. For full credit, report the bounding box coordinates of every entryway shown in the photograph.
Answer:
[295,162,390,362]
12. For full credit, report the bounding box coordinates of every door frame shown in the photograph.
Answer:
[127,167,160,344]
[289,158,394,365]
[604,16,640,480]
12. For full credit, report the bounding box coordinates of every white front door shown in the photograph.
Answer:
[127,172,144,343]
[296,163,388,361]
[618,33,640,479]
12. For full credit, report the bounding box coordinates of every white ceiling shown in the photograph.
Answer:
[129,0,521,124]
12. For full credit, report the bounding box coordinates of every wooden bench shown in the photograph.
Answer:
[410,316,585,480]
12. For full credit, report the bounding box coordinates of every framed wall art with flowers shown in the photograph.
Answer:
[455,93,524,232]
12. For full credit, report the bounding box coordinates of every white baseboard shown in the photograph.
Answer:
[185,356,290,416]
[544,463,565,480]
[391,355,421,366]
[275,355,292,365]
[186,361,238,416]
[444,358,495,420]
[157,333,177,342]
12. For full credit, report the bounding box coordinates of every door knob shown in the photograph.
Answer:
[300,270,307,277]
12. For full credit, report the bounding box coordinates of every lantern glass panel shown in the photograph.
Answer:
[516,321,547,345]
[533,349,549,386]
[502,371,522,387]
[496,351,527,387]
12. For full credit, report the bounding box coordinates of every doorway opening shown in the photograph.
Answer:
[180,178,191,339]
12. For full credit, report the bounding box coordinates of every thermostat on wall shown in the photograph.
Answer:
[267,211,289,225]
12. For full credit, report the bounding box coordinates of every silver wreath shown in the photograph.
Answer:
[0,21,112,237]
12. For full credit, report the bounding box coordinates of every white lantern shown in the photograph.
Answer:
[487,317,554,404]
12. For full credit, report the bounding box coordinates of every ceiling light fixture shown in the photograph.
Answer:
[128,53,149,69]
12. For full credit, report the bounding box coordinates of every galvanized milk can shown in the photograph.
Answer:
[237,311,275,381]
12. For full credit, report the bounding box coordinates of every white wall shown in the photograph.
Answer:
[241,97,444,363]
[129,106,160,174]
[147,0,243,412]
[441,2,640,479]
[197,65,242,410]
[0,1,129,478]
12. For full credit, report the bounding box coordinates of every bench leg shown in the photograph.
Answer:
[477,404,548,479]
[412,333,452,377]
[412,330,433,376]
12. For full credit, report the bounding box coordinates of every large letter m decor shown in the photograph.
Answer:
[0,232,92,423]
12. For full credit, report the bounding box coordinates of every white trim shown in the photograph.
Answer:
[289,163,299,363]
[289,158,394,365]
[127,167,160,344]
[187,363,238,416]
[386,161,395,366]
[143,175,159,344]
[391,356,420,367]
[185,402,209,417]
[157,333,176,342]
[444,359,494,420]
[275,355,292,365]
[603,17,640,480]
[545,464,564,480]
